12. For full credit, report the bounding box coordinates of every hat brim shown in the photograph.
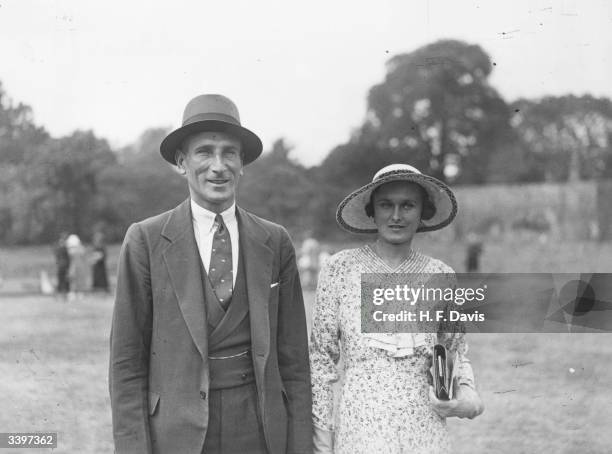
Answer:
[160,120,263,165]
[336,171,458,234]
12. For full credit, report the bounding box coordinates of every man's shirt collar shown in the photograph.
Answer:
[190,199,237,232]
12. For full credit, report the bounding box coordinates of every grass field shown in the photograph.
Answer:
[1,237,612,453]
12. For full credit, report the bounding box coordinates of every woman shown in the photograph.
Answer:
[310,164,483,454]
[66,234,89,300]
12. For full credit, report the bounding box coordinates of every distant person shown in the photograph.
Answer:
[299,235,321,289]
[465,232,484,272]
[318,248,331,269]
[310,164,483,453]
[54,232,70,296]
[40,270,55,295]
[109,94,311,454]
[66,234,88,300]
[91,231,109,292]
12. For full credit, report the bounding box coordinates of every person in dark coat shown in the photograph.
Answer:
[465,232,484,272]
[91,231,109,292]
[54,232,70,295]
[109,94,312,454]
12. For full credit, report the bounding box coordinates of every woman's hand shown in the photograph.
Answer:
[429,384,484,419]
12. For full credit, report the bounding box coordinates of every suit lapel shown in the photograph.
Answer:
[162,199,208,361]
[237,207,273,360]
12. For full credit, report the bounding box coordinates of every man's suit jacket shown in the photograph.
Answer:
[109,199,313,454]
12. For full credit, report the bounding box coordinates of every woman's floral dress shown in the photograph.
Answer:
[310,245,476,454]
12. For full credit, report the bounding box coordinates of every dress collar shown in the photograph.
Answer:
[364,244,420,273]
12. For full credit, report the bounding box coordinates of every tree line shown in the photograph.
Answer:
[1,39,611,245]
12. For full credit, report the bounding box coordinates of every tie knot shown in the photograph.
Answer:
[214,214,225,233]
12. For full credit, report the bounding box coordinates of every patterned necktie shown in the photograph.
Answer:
[209,214,233,310]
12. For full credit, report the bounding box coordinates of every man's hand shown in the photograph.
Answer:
[428,384,484,419]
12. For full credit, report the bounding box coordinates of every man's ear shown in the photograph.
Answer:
[175,149,186,174]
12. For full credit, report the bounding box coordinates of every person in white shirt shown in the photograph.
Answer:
[109,94,312,454]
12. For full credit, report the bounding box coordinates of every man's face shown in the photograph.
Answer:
[176,131,243,212]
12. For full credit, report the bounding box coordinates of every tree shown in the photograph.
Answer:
[98,127,187,240]
[238,138,320,237]
[310,40,527,239]
[21,131,117,242]
[0,81,51,243]
[364,39,516,184]
[511,95,612,182]
[0,81,48,165]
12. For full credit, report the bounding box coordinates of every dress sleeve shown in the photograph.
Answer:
[436,268,476,390]
[309,256,342,432]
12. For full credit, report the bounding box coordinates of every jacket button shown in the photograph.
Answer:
[200,391,207,400]
[241,373,248,380]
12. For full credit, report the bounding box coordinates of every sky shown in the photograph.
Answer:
[0,0,611,166]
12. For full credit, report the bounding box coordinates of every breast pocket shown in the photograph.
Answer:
[269,282,281,325]
[266,278,280,310]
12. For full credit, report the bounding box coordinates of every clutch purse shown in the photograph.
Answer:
[432,344,459,400]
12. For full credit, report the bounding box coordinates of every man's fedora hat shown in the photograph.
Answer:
[336,163,458,234]
[160,94,263,165]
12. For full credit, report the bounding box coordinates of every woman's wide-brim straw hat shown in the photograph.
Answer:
[160,94,263,165]
[336,164,458,234]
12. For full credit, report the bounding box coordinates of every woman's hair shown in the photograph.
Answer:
[364,183,436,221]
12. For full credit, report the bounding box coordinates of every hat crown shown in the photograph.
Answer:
[182,94,241,126]
[372,163,421,182]
[66,234,81,248]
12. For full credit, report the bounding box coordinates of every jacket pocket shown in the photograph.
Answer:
[148,391,160,416]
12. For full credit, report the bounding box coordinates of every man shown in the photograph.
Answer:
[109,94,312,454]
[54,232,70,297]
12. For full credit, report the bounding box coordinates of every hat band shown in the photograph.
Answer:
[183,112,241,127]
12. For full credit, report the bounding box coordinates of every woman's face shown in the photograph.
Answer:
[372,181,424,246]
